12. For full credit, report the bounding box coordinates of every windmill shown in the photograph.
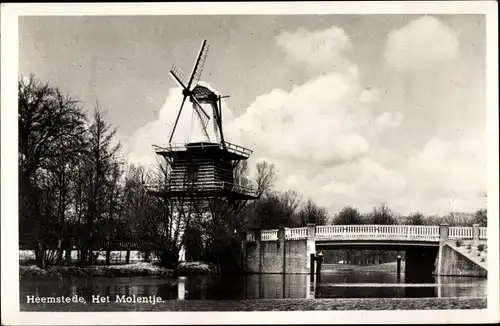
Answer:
[168,40,228,149]
[149,39,258,225]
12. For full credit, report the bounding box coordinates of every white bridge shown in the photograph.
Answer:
[244,224,487,276]
[246,225,487,243]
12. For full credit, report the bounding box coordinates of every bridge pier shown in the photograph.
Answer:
[306,223,316,274]
[435,223,450,276]
[244,225,315,274]
[435,223,487,277]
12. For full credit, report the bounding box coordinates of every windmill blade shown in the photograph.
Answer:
[213,111,220,143]
[169,64,188,89]
[192,101,210,141]
[212,101,220,143]
[191,95,211,120]
[186,40,210,91]
[168,95,188,143]
[191,98,210,128]
[217,96,226,150]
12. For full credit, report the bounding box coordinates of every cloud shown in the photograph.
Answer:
[276,26,352,74]
[123,24,484,217]
[358,88,381,103]
[273,134,485,216]
[384,16,459,72]
[224,71,391,167]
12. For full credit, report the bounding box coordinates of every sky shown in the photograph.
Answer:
[19,14,487,216]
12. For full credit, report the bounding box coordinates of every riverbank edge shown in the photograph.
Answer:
[20,297,487,311]
[19,261,216,280]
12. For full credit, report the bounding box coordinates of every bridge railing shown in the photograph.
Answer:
[247,225,487,243]
[261,229,278,241]
[315,225,440,241]
[246,233,256,242]
[479,227,487,239]
[285,227,307,240]
[449,226,473,239]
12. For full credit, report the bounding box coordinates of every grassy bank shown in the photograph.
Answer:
[20,297,486,311]
[19,263,174,279]
[19,261,217,280]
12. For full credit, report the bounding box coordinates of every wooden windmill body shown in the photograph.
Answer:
[148,40,257,218]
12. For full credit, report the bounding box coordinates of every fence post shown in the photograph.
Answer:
[472,224,480,250]
[439,224,450,244]
[278,226,286,274]
[316,251,324,282]
[307,224,316,274]
[255,229,262,274]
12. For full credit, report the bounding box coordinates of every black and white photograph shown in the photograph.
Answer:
[1,1,499,324]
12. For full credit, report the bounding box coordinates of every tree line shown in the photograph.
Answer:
[332,204,487,227]
[18,75,487,271]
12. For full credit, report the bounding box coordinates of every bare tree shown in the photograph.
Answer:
[369,202,397,225]
[255,160,276,198]
[474,209,487,227]
[442,212,476,226]
[405,212,426,225]
[297,198,329,225]
[79,106,121,266]
[333,206,365,225]
[18,75,87,268]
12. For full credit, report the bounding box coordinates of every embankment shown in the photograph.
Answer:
[20,261,216,280]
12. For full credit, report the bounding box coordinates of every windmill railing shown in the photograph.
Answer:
[154,142,253,157]
[153,143,216,153]
[145,180,257,196]
[223,141,253,157]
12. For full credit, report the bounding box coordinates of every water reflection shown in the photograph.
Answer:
[20,272,487,303]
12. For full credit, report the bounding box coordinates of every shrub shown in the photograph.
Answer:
[477,244,485,252]
[455,239,463,247]
[481,257,486,262]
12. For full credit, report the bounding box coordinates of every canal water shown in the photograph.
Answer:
[20,268,487,302]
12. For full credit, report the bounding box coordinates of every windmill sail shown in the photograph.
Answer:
[168,39,228,145]
[188,41,210,90]
[192,100,210,141]
[170,64,188,89]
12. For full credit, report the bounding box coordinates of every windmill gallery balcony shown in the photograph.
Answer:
[153,141,253,160]
[146,178,257,198]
